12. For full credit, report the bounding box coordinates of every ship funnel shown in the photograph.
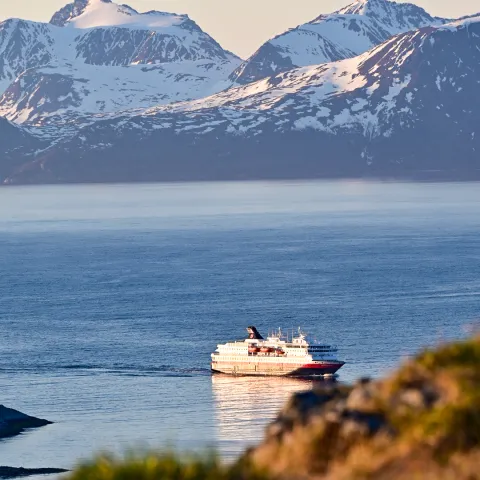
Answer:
[247,326,264,340]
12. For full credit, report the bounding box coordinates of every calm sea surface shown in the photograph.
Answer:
[0,181,479,475]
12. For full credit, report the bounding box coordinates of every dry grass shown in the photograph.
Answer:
[65,452,270,480]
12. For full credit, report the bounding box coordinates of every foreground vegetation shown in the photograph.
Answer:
[66,453,267,480]
[65,336,480,480]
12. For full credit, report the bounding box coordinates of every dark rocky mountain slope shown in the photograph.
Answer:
[0,118,44,182]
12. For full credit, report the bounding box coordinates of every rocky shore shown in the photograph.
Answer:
[0,467,68,479]
[0,406,67,479]
[0,405,51,439]
[247,335,480,479]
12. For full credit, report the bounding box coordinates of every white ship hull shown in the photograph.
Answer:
[211,326,345,378]
[211,358,344,376]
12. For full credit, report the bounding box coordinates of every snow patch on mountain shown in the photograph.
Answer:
[440,13,480,31]
[158,56,371,117]
[0,59,236,124]
[57,0,188,30]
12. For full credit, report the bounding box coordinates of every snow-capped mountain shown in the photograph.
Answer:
[6,16,479,184]
[231,0,449,85]
[0,0,240,124]
[50,0,237,64]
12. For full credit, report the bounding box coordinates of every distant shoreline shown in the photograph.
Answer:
[2,174,480,188]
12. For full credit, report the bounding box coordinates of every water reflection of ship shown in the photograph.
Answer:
[211,374,335,459]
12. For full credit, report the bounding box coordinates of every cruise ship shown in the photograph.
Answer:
[211,326,345,377]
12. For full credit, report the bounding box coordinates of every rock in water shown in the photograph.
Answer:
[0,405,52,439]
[0,467,68,479]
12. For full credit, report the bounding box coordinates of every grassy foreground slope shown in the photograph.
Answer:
[66,453,267,480]
[66,336,480,480]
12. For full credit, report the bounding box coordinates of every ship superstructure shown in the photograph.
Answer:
[211,326,345,377]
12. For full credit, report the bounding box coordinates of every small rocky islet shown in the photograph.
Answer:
[0,406,67,479]
[0,467,68,480]
[0,405,51,439]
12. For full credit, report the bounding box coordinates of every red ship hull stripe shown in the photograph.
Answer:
[211,361,344,367]
[301,363,344,369]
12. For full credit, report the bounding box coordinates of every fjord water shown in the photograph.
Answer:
[1,181,479,473]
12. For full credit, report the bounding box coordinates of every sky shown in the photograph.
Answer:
[0,0,478,59]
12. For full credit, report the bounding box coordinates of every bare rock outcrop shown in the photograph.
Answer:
[0,405,51,439]
[0,467,68,479]
[247,336,480,479]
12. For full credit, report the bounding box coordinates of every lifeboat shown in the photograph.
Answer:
[277,349,285,355]
[248,345,259,354]
[260,346,270,353]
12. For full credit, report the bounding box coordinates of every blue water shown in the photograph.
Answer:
[0,181,479,475]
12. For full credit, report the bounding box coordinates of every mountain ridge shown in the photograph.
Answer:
[230,0,450,85]
[5,16,479,184]
[0,0,479,185]
[50,0,198,32]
